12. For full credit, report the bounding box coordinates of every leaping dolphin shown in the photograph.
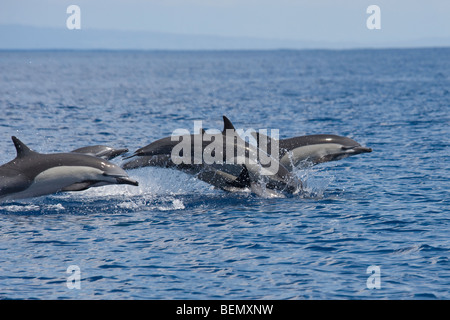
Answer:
[123,116,301,196]
[0,136,138,202]
[71,145,129,160]
[252,132,372,171]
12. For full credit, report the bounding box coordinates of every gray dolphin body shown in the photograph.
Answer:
[123,117,301,196]
[71,145,129,160]
[0,137,138,202]
[252,132,372,171]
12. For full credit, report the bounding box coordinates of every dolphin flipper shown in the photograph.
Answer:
[229,165,251,188]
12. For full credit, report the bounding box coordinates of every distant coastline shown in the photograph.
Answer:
[1,24,450,51]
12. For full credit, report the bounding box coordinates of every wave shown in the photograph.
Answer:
[0,164,339,215]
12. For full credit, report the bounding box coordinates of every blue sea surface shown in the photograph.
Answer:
[0,49,449,299]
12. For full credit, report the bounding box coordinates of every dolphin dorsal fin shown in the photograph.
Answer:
[222,116,236,134]
[11,136,35,158]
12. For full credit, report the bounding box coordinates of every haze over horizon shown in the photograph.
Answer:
[1,0,449,50]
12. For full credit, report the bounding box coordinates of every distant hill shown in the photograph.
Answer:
[1,25,449,50]
[0,25,324,50]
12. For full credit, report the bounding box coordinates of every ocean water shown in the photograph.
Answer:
[0,49,449,299]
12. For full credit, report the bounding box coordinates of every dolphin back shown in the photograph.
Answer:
[71,145,129,160]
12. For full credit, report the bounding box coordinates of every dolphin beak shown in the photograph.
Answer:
[352,146,372,154]
[115,176,139,186]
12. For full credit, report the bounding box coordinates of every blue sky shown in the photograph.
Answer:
[1,0,449,48]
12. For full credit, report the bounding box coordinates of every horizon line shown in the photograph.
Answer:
[1,24,450,51]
